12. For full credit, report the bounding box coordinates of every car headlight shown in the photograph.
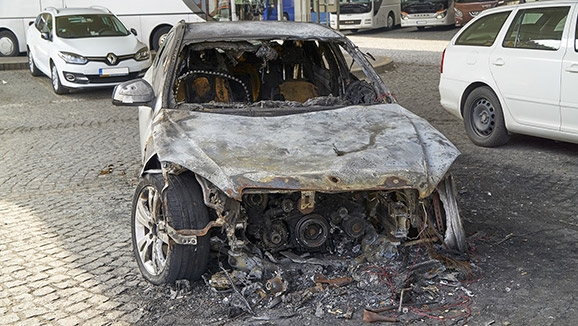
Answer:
[134,47,150,61]
[436,9,447,19]
[58,52,88,65]
[401,11,409,20]
[454,8,463,18]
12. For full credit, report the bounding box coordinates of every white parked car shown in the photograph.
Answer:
[439,0,578,147]
[26,7,151,94]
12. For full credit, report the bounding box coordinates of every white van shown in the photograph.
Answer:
[0,0,205,56]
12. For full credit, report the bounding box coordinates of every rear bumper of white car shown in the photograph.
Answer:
[439,76,466,119]
[56,58,151,88]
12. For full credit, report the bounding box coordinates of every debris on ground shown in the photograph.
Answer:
[155,234,483,325]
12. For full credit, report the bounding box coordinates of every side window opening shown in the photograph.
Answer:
[503,6,569,51]
[455,11,511,47]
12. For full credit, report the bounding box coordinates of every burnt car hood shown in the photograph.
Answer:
[151,104,460,200]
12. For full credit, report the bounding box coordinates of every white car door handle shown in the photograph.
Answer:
[566,64,578,73]
[492,58,505,66]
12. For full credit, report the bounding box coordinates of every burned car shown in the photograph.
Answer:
[112,21,465,285]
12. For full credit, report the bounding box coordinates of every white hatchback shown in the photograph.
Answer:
[26,7,151,94]
[439,0,578,147]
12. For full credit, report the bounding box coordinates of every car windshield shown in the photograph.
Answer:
[172,39,389,114]
[55,14,130,38]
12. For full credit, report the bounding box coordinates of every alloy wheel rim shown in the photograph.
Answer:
[52,66,59,91]
[28,54,34,72]
[134,185,169,276]
[471,98,495,137]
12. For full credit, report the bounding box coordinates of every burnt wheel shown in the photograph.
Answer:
[464,86,509,147]
[429,175,467,252]
[131,172,210,284]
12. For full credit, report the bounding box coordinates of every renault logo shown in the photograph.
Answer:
[106,53,118,65]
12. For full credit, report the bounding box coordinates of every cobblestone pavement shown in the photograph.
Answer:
[2,28,578,325]
[0,71,146,325]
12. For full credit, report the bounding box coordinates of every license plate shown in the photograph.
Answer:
[416,21,427,25]
[99,67,129,77]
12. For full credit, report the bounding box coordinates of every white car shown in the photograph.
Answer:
[26,7,151,94]
[439,0,578,147]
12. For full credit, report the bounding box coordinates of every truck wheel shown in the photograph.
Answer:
[131,172,210,284]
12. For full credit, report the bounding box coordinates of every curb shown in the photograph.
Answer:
[0,55,394,74]
[0,56,28,71]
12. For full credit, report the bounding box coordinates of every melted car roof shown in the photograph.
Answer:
[184,21,346,42]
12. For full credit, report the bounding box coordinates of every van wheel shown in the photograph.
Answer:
[464,86,509,147]
[151,26,172,51]
[131,172,210,284]
[0,31,18,57]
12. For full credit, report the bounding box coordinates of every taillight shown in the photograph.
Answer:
[441,48,446,74]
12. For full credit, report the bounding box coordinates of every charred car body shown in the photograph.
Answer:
[112,21,465,284]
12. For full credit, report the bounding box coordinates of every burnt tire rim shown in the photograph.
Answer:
[134,185,169,276]
[470,97,495,137]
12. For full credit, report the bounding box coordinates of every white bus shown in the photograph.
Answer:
[0,0,208,56]
[400,0,454,29]
[329,0,401,32]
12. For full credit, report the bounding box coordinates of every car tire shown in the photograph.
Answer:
[51,64,69,95]
[28,49,42,76]
[0,30,18,57]
[282,13,290,21]
[386,12,395,30]
[464,86,509,147]
[151,26,172,51]
[131,172,210,285]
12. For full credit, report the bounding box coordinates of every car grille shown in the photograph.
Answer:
[85,54,135,66]
[85,72,141,84]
